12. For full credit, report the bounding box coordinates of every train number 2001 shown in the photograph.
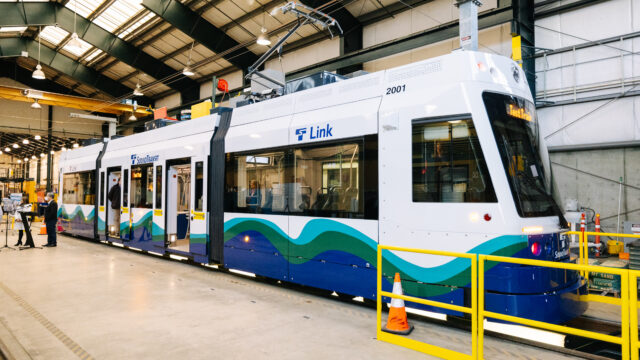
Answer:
[386,85,406,95]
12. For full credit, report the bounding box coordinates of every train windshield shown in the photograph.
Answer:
[483,92,558,218]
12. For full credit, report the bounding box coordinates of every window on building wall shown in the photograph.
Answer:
[131,164,153,208]
[412,117,496,203]
[62,171,96,205]
[292,141,364,218]
[225,151,287,214]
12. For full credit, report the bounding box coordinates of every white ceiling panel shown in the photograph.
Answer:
[38,26,69,46]
[65,0,103,18]
[93,0,145,33]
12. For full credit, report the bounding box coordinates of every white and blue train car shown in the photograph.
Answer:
[59,50,587,324]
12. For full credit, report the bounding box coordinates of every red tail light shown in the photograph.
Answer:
[531,242,541,256]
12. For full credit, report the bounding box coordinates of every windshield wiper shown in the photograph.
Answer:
[517,171,569,229]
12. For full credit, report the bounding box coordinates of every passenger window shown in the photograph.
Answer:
[131,164,153,209]
[62,171,96,205]
[155,166,162,210]
[194,162,203,211]
[123,169,129,207]
[226,151,287,214]
[292,142,363,218]
[412,118,496,203]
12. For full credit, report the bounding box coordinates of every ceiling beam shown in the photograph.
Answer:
[142,0,260,71]
[0,1,199,101]
[0,59,85,97]
[0,37,150,102]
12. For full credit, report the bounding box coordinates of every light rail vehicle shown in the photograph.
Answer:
[58,50,587,324]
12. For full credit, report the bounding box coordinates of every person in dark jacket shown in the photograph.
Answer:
[43,192,58,247]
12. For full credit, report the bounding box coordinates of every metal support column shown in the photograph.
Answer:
[512,0,535,98]
[457,0,480,51]
[46,105,52,192]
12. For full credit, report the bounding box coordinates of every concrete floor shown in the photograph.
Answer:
[0,227,581,360]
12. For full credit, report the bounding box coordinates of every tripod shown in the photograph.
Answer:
[1,209,16,251]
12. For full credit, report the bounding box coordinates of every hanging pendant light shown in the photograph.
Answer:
[31,155,36,160]
[257,28,271,46]
[34,134,41,140]
[68,0,83,50]
[4,147,10,152]
[31,99,41,109]
[61,146,67,152]
[182,41,195,76]
[12,144,19,149]
[128,113,137,121]
[256,12,271,46]
[133,83,144,97]
[23,139,29,145]
[40,153,45,158]
[33,26,45,79]
[50,150,54,155]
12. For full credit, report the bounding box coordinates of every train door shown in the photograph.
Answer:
[106,167,121,239]
[166,158,191,252]
[189,157,206,255]
[121,166,131,241]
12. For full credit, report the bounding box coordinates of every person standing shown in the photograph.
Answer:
[107,178,121,235]
[13,201,32,246]
[43,192,58,247]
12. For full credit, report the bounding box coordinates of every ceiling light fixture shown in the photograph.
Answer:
[23,157,28,162]
[182,41,195,76]
[133,83,143,97]
[23,139,29,145]
[50,150,54,155]
[32,26,45,80]
[12,144,18,149]
[40,153,45,157]
[31,99,41,109]
[17,160,21,164]
[34,134,41,140]
[61,146,67,152]
[257,28,271,46]
[128,113,137,121]
[31,155,36,160]
[73,142,79,148]
[0,151,3,155]
[257,12,271,46]
[67,0,83,50]
[4,147,9,152]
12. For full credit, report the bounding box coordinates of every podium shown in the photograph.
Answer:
[18,211,41,250]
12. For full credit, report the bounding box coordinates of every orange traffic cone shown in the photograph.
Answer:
[382,273,414,335]
[39,225,47,235]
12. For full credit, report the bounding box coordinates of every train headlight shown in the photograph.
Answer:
[469,212,480,223]
[522,226,543,234]
[531,242,542,256]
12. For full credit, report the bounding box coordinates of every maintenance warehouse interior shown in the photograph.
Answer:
[0,0,639,359]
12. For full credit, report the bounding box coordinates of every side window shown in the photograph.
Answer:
[194,161,203,211]
[225,151,287,214]
[123,169,129,207]
[155,165,162,210]
[131,164,153,208]
[292,141,363,218]
[62,171,96,205]
[412,117,496,203]
[100,172,105,206]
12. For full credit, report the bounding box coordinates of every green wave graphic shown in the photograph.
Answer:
[59,205,95,223]
[224,218,527,291]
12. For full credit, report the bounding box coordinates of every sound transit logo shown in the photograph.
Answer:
[131,154,159,165]
[295,124,333,141]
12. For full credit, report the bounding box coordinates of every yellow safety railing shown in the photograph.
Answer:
[376,245,477,359]
[377,240,640,359]
[478,254,631,360]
